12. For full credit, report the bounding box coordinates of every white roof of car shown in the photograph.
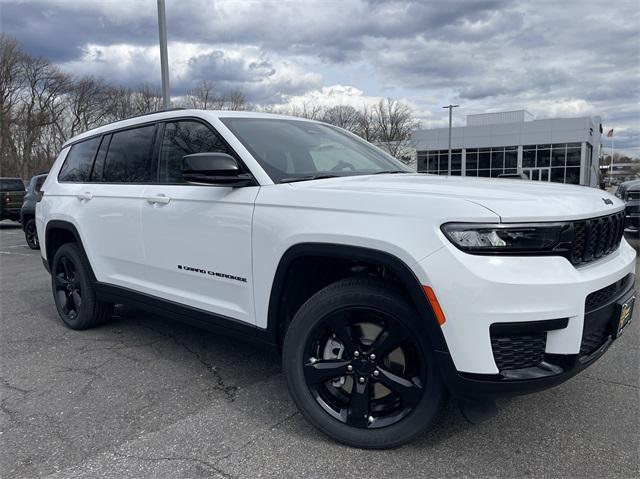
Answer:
[62,109,314,148]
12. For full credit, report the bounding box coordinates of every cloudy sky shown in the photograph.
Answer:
[2,0,639,154]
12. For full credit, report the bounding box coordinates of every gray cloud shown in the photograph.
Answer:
[2,0,638,153]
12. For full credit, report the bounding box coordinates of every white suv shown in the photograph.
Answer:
[37,109,636,448]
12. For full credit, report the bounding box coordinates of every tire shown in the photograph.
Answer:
[24,218,39,249]
[283,277,445,449]
[51,243,113,330]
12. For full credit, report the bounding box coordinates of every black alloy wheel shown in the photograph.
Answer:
[51,243,113,329]
[283,277,444,449]
[304,307,425,429]
[54,255,82,321]
[25,219,39,249]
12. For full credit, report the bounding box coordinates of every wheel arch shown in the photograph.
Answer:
[44,220,97,282]
[267,243,449,353]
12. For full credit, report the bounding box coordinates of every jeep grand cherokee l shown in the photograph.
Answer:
[36,110,636,449]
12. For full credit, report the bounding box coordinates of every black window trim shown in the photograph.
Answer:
[89,133,112,182]
[58,116,258,187]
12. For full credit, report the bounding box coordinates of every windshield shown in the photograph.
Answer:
[0,179,25,192]
[220,118,411,183]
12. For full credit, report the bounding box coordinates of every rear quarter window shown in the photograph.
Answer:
[58,137,101,182]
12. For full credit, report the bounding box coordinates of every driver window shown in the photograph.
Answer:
[160,120,231,183]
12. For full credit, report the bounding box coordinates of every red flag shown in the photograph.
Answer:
[607,128,614,138]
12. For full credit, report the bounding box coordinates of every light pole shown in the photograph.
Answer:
[157,0,170,109]
[442,104,459,175]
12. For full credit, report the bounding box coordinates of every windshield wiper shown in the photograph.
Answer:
[280,174,341,183]
[373,170,411,175]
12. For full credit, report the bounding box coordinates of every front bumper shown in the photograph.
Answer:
[434,273,635,398]
[414,235,636,397]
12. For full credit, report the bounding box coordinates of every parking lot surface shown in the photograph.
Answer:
[0,223,638,479]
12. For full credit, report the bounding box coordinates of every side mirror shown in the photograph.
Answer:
[181,153,252,186]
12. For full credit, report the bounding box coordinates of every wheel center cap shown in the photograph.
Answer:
[354,358,374,375]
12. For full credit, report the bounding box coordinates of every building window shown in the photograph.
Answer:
[419,142,583,185]
[465,146,518,177]
[417,149,462,175]
[522,143,582,185]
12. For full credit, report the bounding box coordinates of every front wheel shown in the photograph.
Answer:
[24,218,39,249]
[283,277,445,449]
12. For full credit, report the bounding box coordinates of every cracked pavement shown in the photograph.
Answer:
[0,223,638,478]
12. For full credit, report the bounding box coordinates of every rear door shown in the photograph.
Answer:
[72,124,157,289]
[140,119,258,324]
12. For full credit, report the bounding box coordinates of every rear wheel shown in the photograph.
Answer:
[51,243,113,329]
[24,218,39,249]
[283,277,444,449]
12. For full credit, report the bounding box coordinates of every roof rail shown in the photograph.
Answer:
[121,107,187,122]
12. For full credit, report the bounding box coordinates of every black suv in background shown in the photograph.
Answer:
[21,174,47,249]
[0,177,26,222]
[616,179,640,231]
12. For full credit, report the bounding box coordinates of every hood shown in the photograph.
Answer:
[290,173,625,222]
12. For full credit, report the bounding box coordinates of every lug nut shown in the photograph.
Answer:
[368,415,374,422]
[347,365,353,372]
[353,351,360,358]
[369,353,376,361]
[373,370,379,377]
[358,377,366,384]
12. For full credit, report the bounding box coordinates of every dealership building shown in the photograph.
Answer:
[411,110,603,187]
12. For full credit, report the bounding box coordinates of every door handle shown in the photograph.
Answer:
[77,192,93,201]
[145,194,171,205]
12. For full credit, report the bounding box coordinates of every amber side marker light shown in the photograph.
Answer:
[422,286,446,326]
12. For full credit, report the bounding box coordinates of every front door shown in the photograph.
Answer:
[140,119,258,325]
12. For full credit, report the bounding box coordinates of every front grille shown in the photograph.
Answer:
[569,211,626,265]
[580,327,609,356]
[627,191,640,201]
[585,274,633,312]
[491,333,546,371]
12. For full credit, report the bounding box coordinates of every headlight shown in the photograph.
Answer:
[441,222,569,253]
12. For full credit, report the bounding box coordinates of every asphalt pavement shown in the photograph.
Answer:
[1,222,638,479]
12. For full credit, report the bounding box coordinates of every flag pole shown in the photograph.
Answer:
[610,135,614,175]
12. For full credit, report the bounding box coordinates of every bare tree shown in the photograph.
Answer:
[103,86,136,122]
[355,104,377,142]
[226,89,247,111]
[56,76,112,141]
[0,34,25,176]
[131,83,164,115]
[13,54,70,177]
[289,100,323,120]
[322,105,359,132]
[184,80,224,110]
[372,98,419,161]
